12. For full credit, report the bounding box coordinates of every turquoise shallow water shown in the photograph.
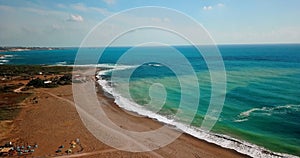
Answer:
[1,44,300,157]
[115,67,300,156]
[99,45,300,156]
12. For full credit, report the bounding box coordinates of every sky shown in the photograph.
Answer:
[0,0,300,47]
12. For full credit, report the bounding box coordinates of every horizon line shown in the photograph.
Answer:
[1,42,300,48]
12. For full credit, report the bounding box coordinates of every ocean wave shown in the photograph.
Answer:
[4,55,13,58]
[237,104,300,121]
[96,64,138,77]
[56,61,67,65]
[147,63,163,67]
[96,67,298,158]
[0,59,9,63]
[0,55,14,59]
[234,118,249,122]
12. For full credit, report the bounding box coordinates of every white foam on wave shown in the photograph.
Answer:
[0,59,9,63]
[240,107,265,117]
[96,64,138,94]
[183,126,297,158]
[96,66,298,158]
[4,55,13,58]
[237,104,300,121]
[234,118,249,122]
[148,63,163,67]
[0,55,13,59]
[96,64,137,77]
[56,61,67,65]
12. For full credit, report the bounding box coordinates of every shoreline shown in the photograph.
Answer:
[0,81,246,157]
[95,83,249,157]
[0,65,297,157]
[95,67,299,158]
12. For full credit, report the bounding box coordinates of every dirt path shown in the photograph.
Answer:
[53,149,118,158]
[41,86,164,158]
[13,85,25,93]
[4,84,245,158]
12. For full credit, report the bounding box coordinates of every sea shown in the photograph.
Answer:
[1,44,299,157]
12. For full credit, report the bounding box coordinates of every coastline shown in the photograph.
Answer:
[0,47,62,52]
[96,83,248,157]
[0,81,246,157]
[95,66,299,158]
[0,65,298,157]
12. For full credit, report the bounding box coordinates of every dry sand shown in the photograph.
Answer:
[1,84,247,157]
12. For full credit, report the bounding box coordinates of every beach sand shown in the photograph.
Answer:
[1,84,247,157]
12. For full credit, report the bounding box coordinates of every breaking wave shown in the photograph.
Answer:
[236,104,300,122]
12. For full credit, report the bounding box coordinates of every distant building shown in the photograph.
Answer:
[44,80,52,84]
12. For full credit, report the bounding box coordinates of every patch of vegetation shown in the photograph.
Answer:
[0,65,76,122]
[0,65,73,77]
[0,92,31,121]
[27,78,47,88]
[26,74,72,88]
[0,83,24,92]
[0,105,22,120]
[58,74,72,85]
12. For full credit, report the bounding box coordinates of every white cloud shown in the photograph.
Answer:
[103,0,116,5]
[149,17,171,23]
[51,24,63,30]
[203,6,213,11]
[71,3,87,12]
[210,26,300,44]
[70,3,112,16]
[90,7,112,16]
[217,3,225,7]
[203,3,225,11]
[0,5,14,12]
[67,14,84,22]
[57,4,66,8]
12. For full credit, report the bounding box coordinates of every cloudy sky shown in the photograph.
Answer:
[0,0,300,46]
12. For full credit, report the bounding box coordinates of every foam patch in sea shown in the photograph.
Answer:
[235,104,300,122]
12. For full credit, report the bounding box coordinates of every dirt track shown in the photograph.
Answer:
[1,84,246,157]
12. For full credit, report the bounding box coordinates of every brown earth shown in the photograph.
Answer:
[0,83,247,158]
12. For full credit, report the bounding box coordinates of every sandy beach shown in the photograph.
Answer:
[0,80,247,158]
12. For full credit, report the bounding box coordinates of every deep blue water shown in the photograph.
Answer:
[1,44,300,156]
